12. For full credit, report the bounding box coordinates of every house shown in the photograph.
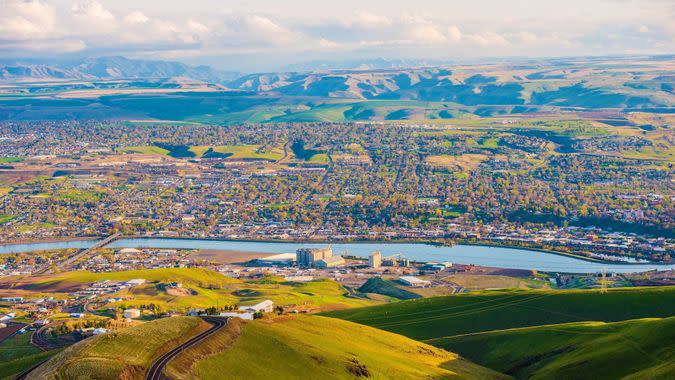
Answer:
[92,328,108,335]
[239,300,274,313]
[399,276,431,288]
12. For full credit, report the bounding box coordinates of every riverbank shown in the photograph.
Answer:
[0,234,665,267]
[0,236,99,247]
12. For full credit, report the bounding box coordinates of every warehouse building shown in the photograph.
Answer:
[399,276,431,288]
[315,256,346,269]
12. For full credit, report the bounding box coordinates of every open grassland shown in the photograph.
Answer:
[324,287,675,341]
[30,316,207,380]
[0,331,56,380]
[191,315,508,380]
[119,145,170,155]
[442,274,550,291]
[434,317,675,380]
[426,154,489,172]
[0,214,15,224]
[189,144,283,160]
[0,157,24,164]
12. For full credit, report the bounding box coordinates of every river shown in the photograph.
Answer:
[2,237,673,274]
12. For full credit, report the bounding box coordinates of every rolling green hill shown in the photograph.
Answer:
[323,287,675,340]
[358,277,422,300]
[432,317,675,380]
[181,315,509,380]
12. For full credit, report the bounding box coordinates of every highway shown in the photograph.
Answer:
[145,316,227,380]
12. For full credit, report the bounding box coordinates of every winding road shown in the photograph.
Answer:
[145,316,228,380]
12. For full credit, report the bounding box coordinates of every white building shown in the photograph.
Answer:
[126,279,146,287]
[219,312,254,320]
[118,248,142,254]
[399,276,431,288]
[93,328,108,335]
[239,300,274,313]
[123,308,141,319]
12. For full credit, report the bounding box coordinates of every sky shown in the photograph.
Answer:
[1,0,674,71]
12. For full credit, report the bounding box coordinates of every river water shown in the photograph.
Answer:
[2,237,673,274]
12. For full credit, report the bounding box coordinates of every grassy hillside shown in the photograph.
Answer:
[324,287,675,340]
[433,317,675,380]
[0,332,56,380]
[187,315,508,380]
[358,277,422,300]
[30,316,207,380]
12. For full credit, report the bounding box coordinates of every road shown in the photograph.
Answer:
[145,316,227,380]
[31,324,69,351]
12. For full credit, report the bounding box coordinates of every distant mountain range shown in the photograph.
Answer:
[0,56,240,83]
[0,55,672,120]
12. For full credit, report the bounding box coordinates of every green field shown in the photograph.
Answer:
[0,157,24,164]
[0,214,15,224]
[120,145,170,155]
[0,332,56,379]
[434,317,675,380]
[188,315,507,380]
[358,277,421,300]
[189,144,283,160]
[31,317,205,379]
[324,287,675,340]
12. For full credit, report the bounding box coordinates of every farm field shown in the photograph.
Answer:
[324,287,675,340]
[434,317,675,380]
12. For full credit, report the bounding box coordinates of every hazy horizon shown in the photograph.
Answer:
[2,0,674,71]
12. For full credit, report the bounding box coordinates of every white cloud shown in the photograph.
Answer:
[0,0,56,39]
[447,26,463,42]
[468,31,509,47]
[124,11,149,25]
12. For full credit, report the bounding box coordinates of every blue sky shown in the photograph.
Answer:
[1,0,673,71]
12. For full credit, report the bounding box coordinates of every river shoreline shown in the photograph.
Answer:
[1,234,666,267]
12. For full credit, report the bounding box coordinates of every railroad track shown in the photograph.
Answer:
[145,316,227,380]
